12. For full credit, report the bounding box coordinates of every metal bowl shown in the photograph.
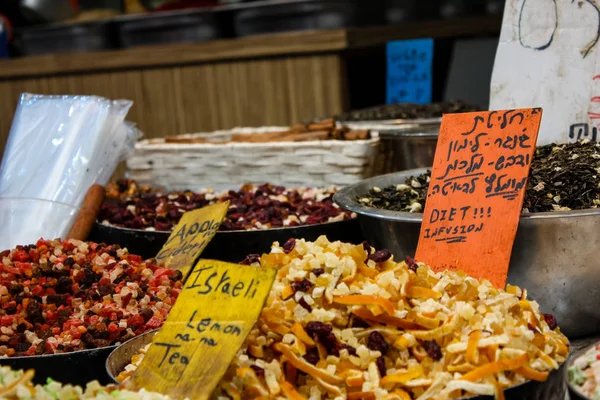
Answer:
[345,119,440,172]
[105,329,566,399]
[106,330,158,383]
[0,345,116,385]
[566,337,600,400]
[334,168,600,339]
[90,218,364,262]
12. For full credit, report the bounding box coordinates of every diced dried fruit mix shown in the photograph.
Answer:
[569,343,600,399]
[0,239,182,356]
[118,237,568,400]
[100,182,354,232]
[0,365,181,399]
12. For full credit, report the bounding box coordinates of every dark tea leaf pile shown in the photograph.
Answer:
[358,141,600,213]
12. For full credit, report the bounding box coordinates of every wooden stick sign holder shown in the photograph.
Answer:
[124,201,277,400]
[415,108,543,288]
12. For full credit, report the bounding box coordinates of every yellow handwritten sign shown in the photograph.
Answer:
[130,259,276,400]
[155,201,229,279]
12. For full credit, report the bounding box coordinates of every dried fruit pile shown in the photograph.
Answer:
[0,239,182,357]
[119,237,568,400]
[0,365,180,399]
[336,101,478,122]
[358,141,600,213]
[99,182,354,232]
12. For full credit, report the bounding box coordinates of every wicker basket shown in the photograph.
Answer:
[126,127,383,191]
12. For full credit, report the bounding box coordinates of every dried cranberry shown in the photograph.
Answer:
[351,317,371,328]
[240,254,260,265]
[312,268,325,277]
[250,365,265,378]
[543,314,558,330]
[362,241,372,255]
[406,256,418,272]
[376,356,387,377]
[46,294,67,306]
[423,340,442,360]
[342,343,357,356]
[291,279,313,293]
[63,257,75,267]
[298,298,312,312]
[282,238,296,254]
[367,331,389,355]
[305,321,340,356]
[139,308,154,323]
[55,277,73,294]
[303,348,320,365]
[368,249,392,263]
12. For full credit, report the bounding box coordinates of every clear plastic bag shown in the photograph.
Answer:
[0,93,140,249]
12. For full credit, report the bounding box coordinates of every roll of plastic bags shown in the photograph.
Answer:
[0,93,139,249]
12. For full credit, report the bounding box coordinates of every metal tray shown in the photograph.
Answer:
[232,0,385,37]
[90,218,364,262]
[0,346,116,385]
[115,8,225,48]
[105,330,566,399]
[334,168,600,339]
[16,20,117,56]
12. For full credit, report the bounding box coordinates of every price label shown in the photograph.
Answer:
[386,38,433,105]
[130,259,276,400]
[155,201,229,279]
[415,108,542,288]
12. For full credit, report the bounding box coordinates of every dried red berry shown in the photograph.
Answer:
[283,238,296,254]
[298,298,312,312]
[291,279,313,293]
[406,256,418,272]
[368,249,392,263]
[376,356,387,377]
[543,314,558,330]
[423,340,442,360]
[303,348,320,365]
[250,365,265,377]
[305,321,340,356]
[362,241,372,255]
[312,268,325,277]
[351,316,371,328]
[240,254,260,265]
[367,331,389,355]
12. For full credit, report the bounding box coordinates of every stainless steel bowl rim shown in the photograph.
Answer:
[379,130,439,139]
[333,168,600,223]
[105,329,159,382]
[96,217,356,235]
[0,345,117,360]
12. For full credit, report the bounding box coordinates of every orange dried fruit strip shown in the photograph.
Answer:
[515,366,549,382]
[352,308,423,331]
[406,286,442,299]
[280,380,306,400]
[347,391,376,400]
[333,295,396,315]
[466,330,481,365]
[459,354,529,382]
[273,343,343,385]
[290,323,315,345]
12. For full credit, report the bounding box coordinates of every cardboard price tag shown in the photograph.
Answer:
[415,108,542,288]
[155,201,229,279]
[130,259,276,400]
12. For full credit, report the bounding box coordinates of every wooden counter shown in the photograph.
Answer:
[0,15,501,155]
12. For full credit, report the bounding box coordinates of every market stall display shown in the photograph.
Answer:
[336,101,479,123]
[108,237,569,399]
[333,147,600,338]
[0,238,182,384]
[91,181,363,260]
[0,364,177,399]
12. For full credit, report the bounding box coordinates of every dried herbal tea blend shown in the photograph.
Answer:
[336,100,478,121]
[358,141,600,213]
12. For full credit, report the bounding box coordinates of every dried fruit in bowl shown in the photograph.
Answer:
[0,239,182,356]
[118,237,568,400]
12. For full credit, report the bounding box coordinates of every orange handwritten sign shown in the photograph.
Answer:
[415,108,542,288]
